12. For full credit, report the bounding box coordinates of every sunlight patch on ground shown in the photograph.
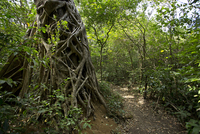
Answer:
[123,95,134,99]
[138,98,145,105]
[120,88,129,91]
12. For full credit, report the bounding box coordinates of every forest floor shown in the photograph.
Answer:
[84,84,187,134]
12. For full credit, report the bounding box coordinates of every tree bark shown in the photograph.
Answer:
[34,0,107,116]
[0,0,108,124]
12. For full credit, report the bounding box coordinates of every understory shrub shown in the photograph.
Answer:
[143,67,200,134]
[0,89,91,134]
[99,81,124,122]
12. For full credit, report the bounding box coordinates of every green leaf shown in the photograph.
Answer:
[192,126,200,134]
[0,79,15,87]
[0,80,6,85]
[38,109,47,113]
[83,123,91,129]
[41,27,46,33]
[14,52,18,56]
[5,79,13,87]
[33,50,38,54]
[189,119,198,126]
[23,110,27,115]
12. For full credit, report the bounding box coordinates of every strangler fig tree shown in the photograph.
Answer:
[0,0,108,129]
[33,0,107,117]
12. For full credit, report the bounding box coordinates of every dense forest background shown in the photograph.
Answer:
[81,0,200,132]
[0,0,200,133]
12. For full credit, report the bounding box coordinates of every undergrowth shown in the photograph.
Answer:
[0,90,91,134]
[0,81,125,133]
[99,81,125,123]
[140,68,200,134]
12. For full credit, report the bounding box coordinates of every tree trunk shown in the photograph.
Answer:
[100,45,103,81]
[128,50,135,83]
[0,0,108,126]
[35,0,107,115]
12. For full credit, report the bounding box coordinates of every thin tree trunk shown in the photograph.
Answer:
[128,50,135,83]
[169,26,173,94]
[100,46,103,81]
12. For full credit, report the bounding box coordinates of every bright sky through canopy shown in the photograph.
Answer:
[177,0,188,3]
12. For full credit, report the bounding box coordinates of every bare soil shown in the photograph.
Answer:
[82,103,117,134]
[84,84,187,134]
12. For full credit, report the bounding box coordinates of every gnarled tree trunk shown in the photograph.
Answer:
[0,0,107,127]
[34,0,107,116]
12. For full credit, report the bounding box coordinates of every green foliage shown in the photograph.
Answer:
[0,87,91,133]
[140,1,200,133]
[0,91,29,133]
[80,0,141,81]
[28,86,91,133]
[0,78,17,87]
[1,0,200,133]
[82,0,200,132]
[0,0,36,68]
[99,81,124,121]
[186,119,200,134]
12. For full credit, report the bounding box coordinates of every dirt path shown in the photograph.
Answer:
[111,85,187,134]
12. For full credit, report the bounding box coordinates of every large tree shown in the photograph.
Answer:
[0,0,107,130]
